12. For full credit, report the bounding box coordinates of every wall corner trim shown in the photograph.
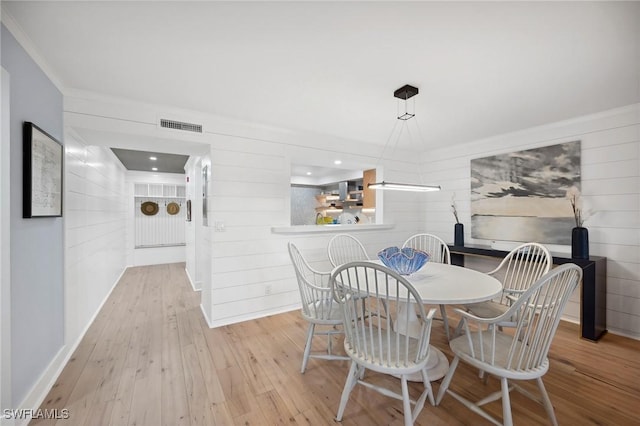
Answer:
[200,303,214,328]
[185,268,201,292]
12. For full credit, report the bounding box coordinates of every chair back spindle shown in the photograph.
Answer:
[403,233,453,338]
[402,233,451,264]
[496,243,552,305]
[455,242,553,336]
[327,234,370,267]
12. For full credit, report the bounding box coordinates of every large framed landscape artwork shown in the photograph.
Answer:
[470,141,580,245]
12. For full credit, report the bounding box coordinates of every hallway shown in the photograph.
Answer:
[32,263,238,425]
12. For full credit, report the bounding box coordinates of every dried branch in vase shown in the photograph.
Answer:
[565,186,590,228]
[450,193,460,224]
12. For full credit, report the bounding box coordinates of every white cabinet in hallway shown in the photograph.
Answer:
[134,183,187,248]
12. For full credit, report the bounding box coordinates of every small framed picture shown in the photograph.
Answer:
[23,122,63,218]
[186,199,192,222]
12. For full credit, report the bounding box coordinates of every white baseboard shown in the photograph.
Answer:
[132,246,185,267]
[205,304,300,329]
[185,268,201,292]
[604,327,640,341]
[200,303,214,328]
[558,318,639,341]
[561,316,579,325]
[5,345,68,426]
[10,266,128,426]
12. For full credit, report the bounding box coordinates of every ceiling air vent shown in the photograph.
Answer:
[159,118,203,133]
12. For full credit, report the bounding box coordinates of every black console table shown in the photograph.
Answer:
[448,244,607,341]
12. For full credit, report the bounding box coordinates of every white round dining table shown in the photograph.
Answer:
[374,261,502,381]
[402,262,502,304]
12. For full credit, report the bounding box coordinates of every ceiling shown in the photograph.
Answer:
[3,1,639,151]
[290,163,365,185]
[111,148,189,174]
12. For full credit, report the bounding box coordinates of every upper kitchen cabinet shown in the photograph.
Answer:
[362,169,376,209]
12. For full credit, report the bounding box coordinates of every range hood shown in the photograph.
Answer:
[338,181,363,203]
[338,181,348,201]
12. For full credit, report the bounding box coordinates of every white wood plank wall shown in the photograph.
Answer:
[201,134,429,327]
[199,155,213,320]
[418,104,640,339]
[184,157,200,290]
[134,193,186,248]
[64,130,128,344]
[126,173,187,266]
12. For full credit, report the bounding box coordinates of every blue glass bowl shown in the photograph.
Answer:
[377,246,430,275]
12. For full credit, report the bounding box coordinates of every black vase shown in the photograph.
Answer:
[571,227,589,259]
[454,223,464,246]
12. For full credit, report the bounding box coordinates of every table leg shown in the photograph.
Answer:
[395,302,450,382]
[423,346,449,381]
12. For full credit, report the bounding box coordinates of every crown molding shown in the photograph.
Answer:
[1,6,66,93]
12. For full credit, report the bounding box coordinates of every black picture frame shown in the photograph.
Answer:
[23,122,63,218]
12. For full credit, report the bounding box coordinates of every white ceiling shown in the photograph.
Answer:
[3,1,640,150]
[290,163,364,185]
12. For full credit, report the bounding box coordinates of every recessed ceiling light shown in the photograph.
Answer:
[149,156,157,161]
[151,167,158,171]
[306,172,312,175]
[334,160,342,165]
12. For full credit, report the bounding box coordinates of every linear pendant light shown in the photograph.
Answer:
[368,181,441,192]
[369,84,441,193]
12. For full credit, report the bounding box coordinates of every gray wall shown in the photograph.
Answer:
[290,185,321,225]
[1,24,64,405]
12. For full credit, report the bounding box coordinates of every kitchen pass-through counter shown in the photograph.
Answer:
[271,223,394,234]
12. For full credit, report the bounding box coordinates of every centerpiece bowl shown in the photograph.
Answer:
[377,246,430,275]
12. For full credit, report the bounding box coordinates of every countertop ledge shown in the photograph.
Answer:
[271,224,395,234]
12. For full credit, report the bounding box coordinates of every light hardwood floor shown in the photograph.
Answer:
[32,263,640,425]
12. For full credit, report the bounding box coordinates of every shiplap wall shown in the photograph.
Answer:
[200,134,431,327]
[125,172,186,266]
[133,196,186,246]
[62,93,638,338]
[419,104,640,339]
[199,154,213,320]
[184,156,201,290]
[60,92,446,328]
[133,182,186,248]
[64,130,127,344]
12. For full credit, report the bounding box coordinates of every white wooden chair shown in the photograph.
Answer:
[403,233,453,339]
[288,242,349,373]
[454,242,552,336]
[402,233,451,264]
[327,233,369,267]
[436,263,583,426]
[330,261,437,426]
